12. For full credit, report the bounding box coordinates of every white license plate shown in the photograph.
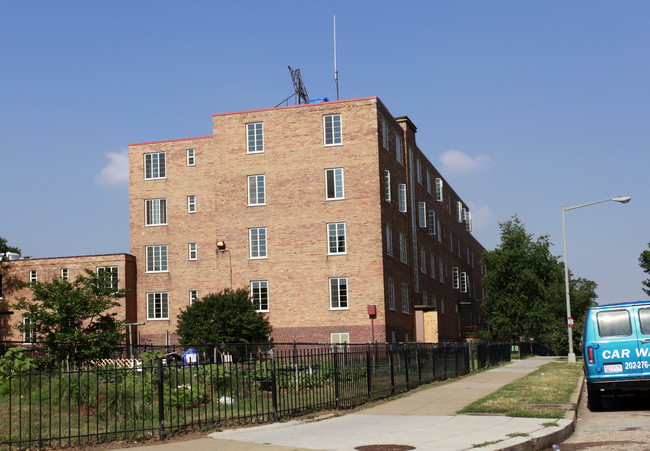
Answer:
[604,363,623,373]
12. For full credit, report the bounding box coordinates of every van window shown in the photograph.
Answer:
[639,308,650,335]
[597,310,632,337]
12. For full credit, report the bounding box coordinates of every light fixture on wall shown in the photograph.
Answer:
[216,240,233,289]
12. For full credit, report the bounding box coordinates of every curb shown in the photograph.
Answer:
[494,372,585,451]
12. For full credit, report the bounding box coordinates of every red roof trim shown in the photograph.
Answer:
[129,135,213,146]
[212,96,378,118]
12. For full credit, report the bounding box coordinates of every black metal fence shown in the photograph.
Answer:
[0,341,511,449]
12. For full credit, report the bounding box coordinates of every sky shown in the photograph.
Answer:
[1,1,648,305]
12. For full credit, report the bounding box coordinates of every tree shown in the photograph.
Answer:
[175,288,272,346]
[13,269,127,367]
[480,216,564,341]
[0,236,21,259]
[639,243,650,296]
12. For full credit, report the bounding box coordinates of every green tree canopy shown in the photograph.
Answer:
[480,216,564,341]
[175,288,272,345]
[0,236,21,259]
[639,243,650,296]
[13,269,127,367]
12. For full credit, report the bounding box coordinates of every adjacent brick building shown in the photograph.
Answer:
[129,97,486,344]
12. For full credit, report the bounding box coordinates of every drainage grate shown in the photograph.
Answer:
[355,445,416,451]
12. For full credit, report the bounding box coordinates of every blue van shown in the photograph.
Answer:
[582,300,650,410]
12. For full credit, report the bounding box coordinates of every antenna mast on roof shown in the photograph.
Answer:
[275,66,310,107]
[334,15,339,101]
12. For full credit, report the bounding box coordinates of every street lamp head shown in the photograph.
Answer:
[612,196,631,204]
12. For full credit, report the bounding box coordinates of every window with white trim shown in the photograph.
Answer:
[248,174,266,206]
[324,114,342,145]
[398,184,407,213]
[251,280,269,312]
[465,211,473,232]
[189,290,198,305]
[188,242,197,260]
[383,170,391,203]
[325,168,344,200]
[388,278,395,310]
[386,224,393,257]
[144,152,166,180]
[145,198,167,226]
[452,267,460,289]
[29,270,37,283]
[22,317,37,344]
[457,201,464,223]
[330,277,348,309]
[399,232,408,264]
[396,134,403,164]
[327,222,346,254]
[437,220,442,243]
[147,292,169,320]
[401,283,409,314]
[460,272,468,293]
[186,148,195,166]
[382,119,388,149]
[187,195,196,213]
[418,202,426,228]
[330,332,349,344]
[146,245,168,272]
[428,210,436,236]
[435,178,443,202]
[247,122,264,153]
[60,268,69,281]
[249,227,267,259]
[97,266,118,291]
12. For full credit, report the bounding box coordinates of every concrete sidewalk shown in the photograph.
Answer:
[119,356,580,451]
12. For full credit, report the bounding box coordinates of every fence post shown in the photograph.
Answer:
[389,343,395,395]
[333,345,340,409]
[366,343,372,399]
[157,358,165,440]
[270,349,279,422]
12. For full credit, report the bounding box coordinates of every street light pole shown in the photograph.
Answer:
[562,196,631,364]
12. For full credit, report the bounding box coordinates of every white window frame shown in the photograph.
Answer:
[388,278,395,311]
[187,195,196,213]
[399,232,408,264]
[248,174,266,206]
[325,168,345,200]
[247,122,264,154]
[146,245,168,273]
[457,201,464,223]
[29,270,37,283]
[60,268,69,281]
[398,184,407,213]
[145,198,167,226]
[452,267,460,289]
[418,202,426,228]
[144,152,166,180]
[189,290,198,305]
[186,148,195,166]
[327,222,347,255]
[188,242,198,260]
[249,227,267,259]
[428,210,436,236]
[97,266,119,291]
[460,272,468,293]
[386,224,393,257]
[329,277,348,310]
[22,317,37,344]
[383,170,391,203]
[401,283,410,314]
[147,292,169,320]
[251,280,269,312]
[435,178,443,202]
[324,114,342,146]
[465,211,473,232]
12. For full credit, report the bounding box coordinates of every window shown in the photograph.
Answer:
[422,291,428,306]
[388,278,395,310]
[396,134,403,164]
[30,270,37,283]
[330,277,348,309]
[147,292,169,320]
[23,317,37,344]
[399,232,408,264]
[187,195,196,213]
[430,254,436,279]
[189,290,198,305]
[186,148,195,166]
[428,210,436,236]
[426,171,431,194]
[435,178,443,202]
[437,220,442,243]
[597,310,632,337]
[460,272,468,293]
[330,332,349,344]
[439,258,444,282]
[398,184,407,213]
[327,222,346,254]
[639,308,650,335]
[249,227,267,259]
[382,119,388,149]
[401,283,409,314]
[247,122,264,153]
[383,170,391,203]
[386,224,393,257]
[325,168,344,200]
[432,295,437,309]
[416,159,422,184]
[60,268,69,281]
[441,298,445,314]
[418,202,426,228]
[248,174,266,205]
[144,152,166,180]
[457,201,464,223]
[452,267,460,289]
[251,280,269,312]
[145,198,167,225]
[97,266,118,291]
[146,245,168,272]
[324,114,342,145]
[465,211,473,232]
[188,242,197,260]
[420,247,426,274]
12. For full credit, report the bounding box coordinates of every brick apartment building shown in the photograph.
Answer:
[0,254,137,343]
[129,96,486,344]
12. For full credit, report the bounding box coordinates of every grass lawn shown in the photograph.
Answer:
[458,360,583,418]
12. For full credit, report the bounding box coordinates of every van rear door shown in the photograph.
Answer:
[634,306,650,377]
[594,308,640,379]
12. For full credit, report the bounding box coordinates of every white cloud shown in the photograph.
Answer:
[95,150,129,186]
[439,149,491,176]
